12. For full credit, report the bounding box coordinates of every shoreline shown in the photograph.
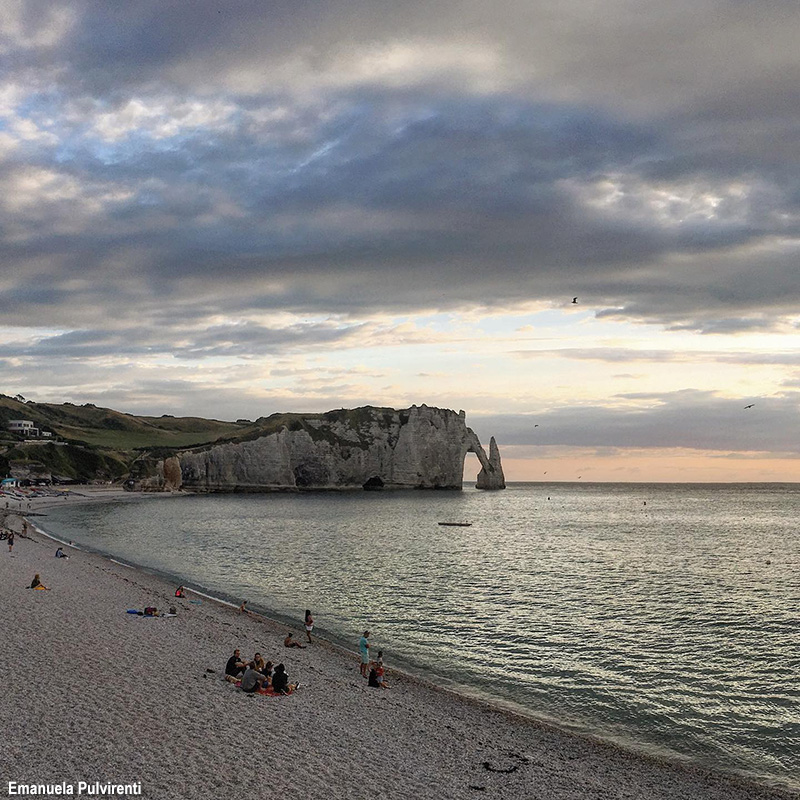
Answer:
[2,487,796,799]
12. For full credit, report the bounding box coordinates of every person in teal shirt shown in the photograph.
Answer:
[359,630,370,677]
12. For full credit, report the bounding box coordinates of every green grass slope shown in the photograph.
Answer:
[0,395,255,482]
[0,396,247,449]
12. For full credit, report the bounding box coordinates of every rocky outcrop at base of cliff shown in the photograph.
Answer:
[128,405,505,493]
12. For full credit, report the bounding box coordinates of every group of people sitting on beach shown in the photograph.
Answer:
[224,610,389,695]
[225,649,299,695]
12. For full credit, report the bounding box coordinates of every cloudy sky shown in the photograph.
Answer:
[2,0,800,481]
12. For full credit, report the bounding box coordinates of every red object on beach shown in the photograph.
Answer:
[234,681,290,697]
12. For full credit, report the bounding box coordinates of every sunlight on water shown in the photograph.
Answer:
[41,483,800,791]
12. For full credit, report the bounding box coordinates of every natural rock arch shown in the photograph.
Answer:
[464,431,506,490]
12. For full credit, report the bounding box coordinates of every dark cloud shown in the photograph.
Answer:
[0,321,371,360]
[15,1,798,119]
[469,391,800,455]
[3,85,798,332]
[471,391,800,454]
[2,1,800,345]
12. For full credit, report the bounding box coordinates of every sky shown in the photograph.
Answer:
[2,0,800,482]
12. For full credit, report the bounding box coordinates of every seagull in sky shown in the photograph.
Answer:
[572,297,578,304]
[744,404,755,409]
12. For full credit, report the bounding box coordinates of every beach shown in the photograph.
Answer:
[1,490,795,800]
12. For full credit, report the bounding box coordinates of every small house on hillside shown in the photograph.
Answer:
[8,420,53,438]
[9,420,38,435]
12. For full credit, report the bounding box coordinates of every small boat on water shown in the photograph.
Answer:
[438,521,472,527]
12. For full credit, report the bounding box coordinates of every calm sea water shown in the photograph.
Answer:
[39,483,799,790]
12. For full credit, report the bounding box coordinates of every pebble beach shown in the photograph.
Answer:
[1,490,796,800]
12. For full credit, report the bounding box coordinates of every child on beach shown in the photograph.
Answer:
[304,609,314,643]
[7,531,14,554]
[375,651,389,688]
[367,666,381,688]
[175,585,185,597]
[55,547,69,559]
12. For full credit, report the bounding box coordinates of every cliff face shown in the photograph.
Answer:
[130,405,505,492]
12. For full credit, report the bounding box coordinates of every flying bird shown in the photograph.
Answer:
[571,297,578,304]
[744,404,755,409]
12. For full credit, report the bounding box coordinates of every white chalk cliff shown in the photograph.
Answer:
[130,405,505,492]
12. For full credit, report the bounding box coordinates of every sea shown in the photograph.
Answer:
[37,482,799,792]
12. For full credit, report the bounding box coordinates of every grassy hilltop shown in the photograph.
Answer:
[0,395,253,482]
[0,396,405,483]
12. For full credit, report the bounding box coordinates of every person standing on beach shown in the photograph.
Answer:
[304,610,314,643]
[359,630,370,677]
[7,530,14,554]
